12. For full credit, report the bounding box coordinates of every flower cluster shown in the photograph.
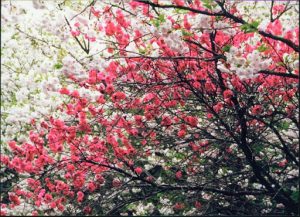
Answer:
[1,0,299,216]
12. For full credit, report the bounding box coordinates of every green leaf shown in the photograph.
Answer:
[291,190,299,203]
[251,21,260,28]
[181,29,193,37]
[158,14,165,23]
[54,63,63,69]
[276,61,285,66]
[151,14,166,28]
[253,144,264,153]
[11,33,20,40]
[202,0,214,9]
[257,44,268,52]
[57,49,67,62]
[216,16,222,21]
[241,21,260,33]
[174,152,185,159]
[138,48,147,54]
[222,44,231,52]
[157,193,163,198]
[127,204,135,210]
[174,8,188,14]
[278,121,290,130]
[283,55,290,63]
[151,19,160,27]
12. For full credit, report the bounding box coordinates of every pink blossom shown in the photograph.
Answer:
[77,191,84,203]
[134,167,143,175]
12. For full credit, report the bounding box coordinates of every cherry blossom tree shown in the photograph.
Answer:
[1,0,299,216]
